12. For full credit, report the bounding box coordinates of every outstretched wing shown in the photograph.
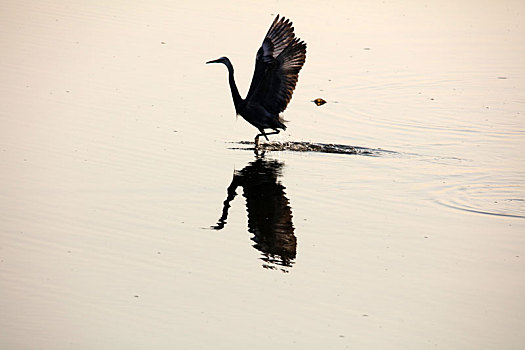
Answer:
[245,15,307,115]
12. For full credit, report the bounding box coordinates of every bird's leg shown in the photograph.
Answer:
[261,129,280,141]
[255,129,280,146]
[254,131,268,147]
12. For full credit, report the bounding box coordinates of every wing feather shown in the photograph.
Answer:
[246,15,306,115]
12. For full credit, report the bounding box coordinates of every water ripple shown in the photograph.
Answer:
[231,141,397,156]
[432,179,525,219]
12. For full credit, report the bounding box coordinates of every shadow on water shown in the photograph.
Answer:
[230,141,397,156]
[212,156,296,272]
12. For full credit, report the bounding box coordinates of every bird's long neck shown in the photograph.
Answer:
[224,60,243,111]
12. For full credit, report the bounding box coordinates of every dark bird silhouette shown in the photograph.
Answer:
[207,15,307,146]
[211,157,296,271]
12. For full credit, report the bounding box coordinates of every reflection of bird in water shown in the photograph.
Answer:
[207,15,306,147]
[212,157,296,271]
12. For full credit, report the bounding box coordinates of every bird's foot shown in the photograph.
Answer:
[254,135,266,156]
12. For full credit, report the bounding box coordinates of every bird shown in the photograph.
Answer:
[207,15,306,147]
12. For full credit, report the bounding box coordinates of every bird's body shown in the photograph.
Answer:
[207,15,306,146]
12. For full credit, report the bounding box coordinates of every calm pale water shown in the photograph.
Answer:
[1,1,524,349]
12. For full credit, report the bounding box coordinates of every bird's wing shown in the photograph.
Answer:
[245,15,307,115]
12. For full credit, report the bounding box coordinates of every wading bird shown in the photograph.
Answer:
[207,15,306,146]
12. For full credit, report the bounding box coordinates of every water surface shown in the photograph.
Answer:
[1,1,524,349]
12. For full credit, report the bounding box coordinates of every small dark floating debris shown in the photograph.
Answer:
[497,76,507,79]
[312,98,327,106]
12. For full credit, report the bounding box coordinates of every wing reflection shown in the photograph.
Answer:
[212,156,296,271]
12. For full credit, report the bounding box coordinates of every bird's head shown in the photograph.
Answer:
[206,56,231,66]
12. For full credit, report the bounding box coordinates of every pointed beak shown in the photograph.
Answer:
[206,58,221,64]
